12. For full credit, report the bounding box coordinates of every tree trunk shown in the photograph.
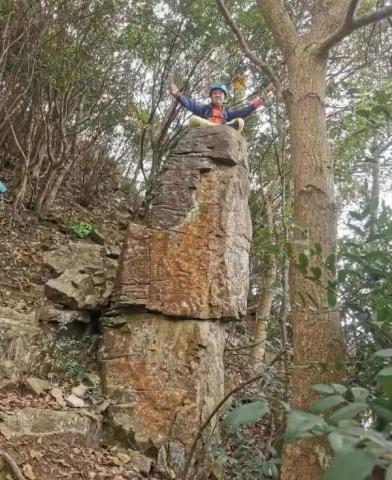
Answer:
[368,141,380,237]
[280,179,290,382]
[42,156,74,212]
[252,197,276,364]
[13,162,28,211]
[281,49,345,480]
[34,165,58,215]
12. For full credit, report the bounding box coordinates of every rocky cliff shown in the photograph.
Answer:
[100,126,252,477]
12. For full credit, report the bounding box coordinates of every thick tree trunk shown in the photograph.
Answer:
[281,50,346,480]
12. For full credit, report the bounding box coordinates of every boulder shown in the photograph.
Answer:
[39,306,90,324]
[0,307,42,373]
[71,384,88,399]
[65,394,85,408]
[45,270,97,310]
[50,387,66,407]
[24,377,50,395]
[43,242,105,274]
[89,228,106,245]
[105,245,121,259]
[0,408,101,447]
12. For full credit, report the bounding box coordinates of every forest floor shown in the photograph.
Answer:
[0,173,172,480]
[0,168,276,480]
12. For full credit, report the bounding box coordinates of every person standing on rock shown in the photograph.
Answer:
[170,82,269,132]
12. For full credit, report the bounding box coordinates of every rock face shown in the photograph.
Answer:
[100,313,224,450]
[112,127,251,320]
[101,127,251,477]
[0,307,42,376]
[0,408,101,446]
[43,241,119,311]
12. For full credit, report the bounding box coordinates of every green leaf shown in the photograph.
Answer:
[285,242,293,258]
[350,387,369,403]
[285,411,328,443]
[308,395,346,414]
[261,463,279,479]
[337,270,348,283]
[224,400,269,428]
[331,384,347,395]
[312,384,335,395]
[263,244,280,255]
[386,464,392,480]
[310,267,322,281]
[327,288,337,308]
[327,432,356,454]
[314,243,322,256]
[298,252,309,270]
[371,403,392,421]
[326,253,336,276]
[356,108,371,119]
[328,402,367,425]
[374,348,392,358]
[382,377,392,400]
[377,367,392,377]
[322,450,376,480]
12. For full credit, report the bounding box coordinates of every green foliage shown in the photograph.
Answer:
[322,451,376,480]
[224,400,270,428]
[70,222,94,238]
[285,351,392,478]
[47,337,89,382]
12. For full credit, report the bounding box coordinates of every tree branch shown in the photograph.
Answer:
[352,4,392,30]
[256,0,299,56]
[318,2,392,52]
[215,0,281,92]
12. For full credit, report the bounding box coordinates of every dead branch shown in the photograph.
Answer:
[0,449,26,480]
[215,0,282,92]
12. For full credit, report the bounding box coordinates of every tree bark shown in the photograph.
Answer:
[368,140,380,237]
[281,47,345,480]
[252,197,276,364]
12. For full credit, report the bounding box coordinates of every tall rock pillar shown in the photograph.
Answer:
[100,126,252,476]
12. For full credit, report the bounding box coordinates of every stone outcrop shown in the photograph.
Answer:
[0,408,101,447]
[43,241,119,311]
[111,127,251,320]
[0,307,41,376]
[100,126,252,477]
[101,313,224,456]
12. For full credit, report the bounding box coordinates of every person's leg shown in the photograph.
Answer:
[226,118,245,132]
[189,115,216,128]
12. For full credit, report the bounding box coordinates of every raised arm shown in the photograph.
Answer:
[226,95,266,121]
[170,83,207,117]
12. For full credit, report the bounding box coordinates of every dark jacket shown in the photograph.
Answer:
[175,93,259,123]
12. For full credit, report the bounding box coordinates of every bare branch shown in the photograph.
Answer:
[318,2,392,52]
[215,0,282,91]
[0,450,25,480]
[10,123,28,165]
[352,4,392,30]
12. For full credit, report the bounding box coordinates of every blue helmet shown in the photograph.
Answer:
[209,82,228,97]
